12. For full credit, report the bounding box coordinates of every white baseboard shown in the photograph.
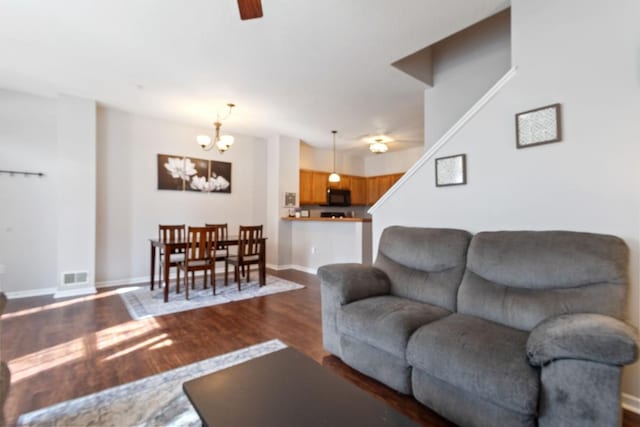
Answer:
[96,276,151,288]
[623,393,640,414]
[4,287,58,299]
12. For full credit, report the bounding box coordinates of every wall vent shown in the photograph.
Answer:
[62,271,89,286]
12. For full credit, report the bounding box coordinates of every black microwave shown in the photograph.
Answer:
[326,188,351,206]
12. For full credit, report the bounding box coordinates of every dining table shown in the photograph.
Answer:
[149,236,267,303]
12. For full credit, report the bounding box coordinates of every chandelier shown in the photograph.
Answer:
[369,138,389,154]
[197,103,236,154]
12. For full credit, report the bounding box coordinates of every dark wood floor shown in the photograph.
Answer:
[1,269,639,427]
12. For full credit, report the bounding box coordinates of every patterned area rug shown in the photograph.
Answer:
[17,339,287,427]
[120,274,305,320]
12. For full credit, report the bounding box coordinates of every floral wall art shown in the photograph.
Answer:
[157,154,232,193]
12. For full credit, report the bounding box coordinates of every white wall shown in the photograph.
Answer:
[265,135,299,267]
[0,89,58,294]
[301,142,422,178]
[96,106,268,284]
[300,142,365,176]
[364,147,424,177]
[56,95,97,296]
[372,0,640,402]
[424,9,511,148]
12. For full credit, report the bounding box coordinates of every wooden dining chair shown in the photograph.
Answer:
[225,225,264,291]
[158,224,185,290]
[205,223,230,285]
[177,226,217,299]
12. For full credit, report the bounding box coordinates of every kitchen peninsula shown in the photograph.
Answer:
[281,216,372,273]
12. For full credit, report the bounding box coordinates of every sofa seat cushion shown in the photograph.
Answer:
[338,295,449,359]
[407,313,540,415]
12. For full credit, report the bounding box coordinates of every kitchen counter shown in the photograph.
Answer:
[281,217,371,223]
[280,216,372,271]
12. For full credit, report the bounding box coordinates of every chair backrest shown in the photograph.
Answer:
[374,226,472,311]
[238,225,263,258]
[159,225,185,242]
[458,230,629,331]
[205,223,228,249]
[186,226,217,263]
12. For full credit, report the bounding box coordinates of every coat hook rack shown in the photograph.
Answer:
[0,169,45,177]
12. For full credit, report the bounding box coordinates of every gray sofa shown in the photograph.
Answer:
[318,226,638,427]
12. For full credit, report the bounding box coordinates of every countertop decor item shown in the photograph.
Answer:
[283,192,296,207]
[435,154,466,187]
[515,103,562,148]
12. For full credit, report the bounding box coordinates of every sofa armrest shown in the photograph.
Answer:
[527,313,638,366]
[317,263,391,305]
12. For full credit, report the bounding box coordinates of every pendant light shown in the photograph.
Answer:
[328,130,341,183]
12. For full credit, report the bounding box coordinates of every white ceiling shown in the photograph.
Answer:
[0,0,508,151]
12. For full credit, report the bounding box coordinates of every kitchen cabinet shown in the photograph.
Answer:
[299,170,313,205]
[300,170,329,205]
[366,173,404,205]
[300,169,405,206]
[310,171,329,204]
[350,176,367,205]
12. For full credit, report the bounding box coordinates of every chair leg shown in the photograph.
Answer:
[191,271,195,289]
[176,266,180,294]
[247,265,251,283]
[236,265,241,291]
[211,267,216,295]
[224,261,229,287]
[224,261,228,287]
[204,270,208,289]
[185,269,189,300]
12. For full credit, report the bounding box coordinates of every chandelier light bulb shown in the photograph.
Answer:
[196,135,212,148]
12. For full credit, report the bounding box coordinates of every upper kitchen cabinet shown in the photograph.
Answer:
[350,176,367,205]
[300,169,404,206]
[300,169,330,205]
[366,173,404,205]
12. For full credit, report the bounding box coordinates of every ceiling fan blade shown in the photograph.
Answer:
[237,0,263,20]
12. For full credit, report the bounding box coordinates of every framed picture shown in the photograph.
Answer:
[157,154,231,193]
[515,103,562,148]
[283,192,297,207]
[435,154,467,187]
[300,209,310,217]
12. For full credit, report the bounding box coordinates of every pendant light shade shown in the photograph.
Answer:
[329,130,340,183]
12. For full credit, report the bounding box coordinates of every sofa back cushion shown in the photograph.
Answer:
[458,230,629,331]
[374,226,472,311]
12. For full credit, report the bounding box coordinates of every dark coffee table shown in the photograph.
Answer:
[183,347,418,426]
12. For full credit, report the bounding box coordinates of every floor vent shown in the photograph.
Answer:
[62,271,89,286]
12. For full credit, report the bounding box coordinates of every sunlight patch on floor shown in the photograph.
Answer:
[94,317,160,350]
[9,337,87,382]
[101,333,168,362]
[1,287,139,320]
[8,316,161,383]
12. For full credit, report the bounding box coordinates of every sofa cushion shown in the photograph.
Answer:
[374,226,472,311]
[458,230,628,331]
[407,313,540,416]
[338,295,449,359]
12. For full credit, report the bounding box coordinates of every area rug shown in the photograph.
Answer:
[120,274,305,320]
[17,339,287,427]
